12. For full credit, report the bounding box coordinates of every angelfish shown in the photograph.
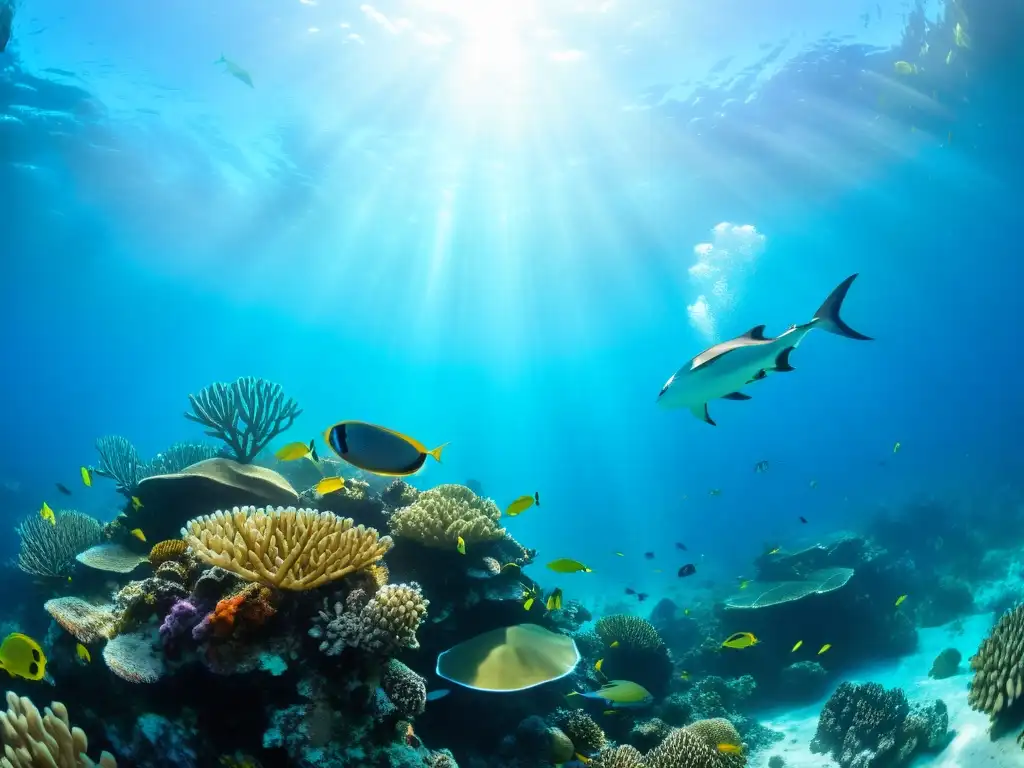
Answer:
[657,274,872,425]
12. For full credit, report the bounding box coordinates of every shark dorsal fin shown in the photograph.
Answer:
[742,325,767,341]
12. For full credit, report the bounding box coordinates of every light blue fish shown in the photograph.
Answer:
[426,689,450,702]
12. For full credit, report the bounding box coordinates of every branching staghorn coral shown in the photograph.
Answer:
[595,614,664,651]
[183,505,392,590]
[0,691,117,767]
[94,435,151,495]
[16,510,103,578]
[389,483,505,549]
[184,376,300,463]
[310,583,428,656]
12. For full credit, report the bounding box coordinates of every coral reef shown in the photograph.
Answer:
[389,484,505,548]
[16,509,103,578]
[183,505,392,589]
[310,582,428,655]
[591,721,745,768]
[44,597,117,643]
[0,690,117,767]
[810,681,950,767]
[94,435,151,496]
[551,708,607,753]
[184,376,300,463]
[595,615,664,651]
[381,659,428,718]
[148,441,221,475]
[591,614,673,697]
[149,539,188,566]
[929,648,962,679]
[777,661,830,701]
[968,604,1024,719]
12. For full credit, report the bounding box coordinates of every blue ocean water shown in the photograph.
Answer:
[2,0,1023,765]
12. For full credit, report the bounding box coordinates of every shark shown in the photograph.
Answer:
[657,273,872,425]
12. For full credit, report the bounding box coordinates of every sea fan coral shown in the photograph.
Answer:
[15,510,103,578]
[389,483,505,549]
[595,615,664,651]
[969,604,1024,718]
[94,435,151,495]
[0,691,117,767]
[183,505,392,590]
[310,583,429,656]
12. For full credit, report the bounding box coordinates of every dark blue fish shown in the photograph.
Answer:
[678,564,697,578]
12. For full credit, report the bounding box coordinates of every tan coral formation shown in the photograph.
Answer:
[0,691,117,767]
[183,505,392,590]
[389,484,505,549]
[969,604,1024,718]
[43,598,117,644]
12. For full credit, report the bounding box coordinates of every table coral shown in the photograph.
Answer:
[183,505,392,590]
[388,483,505,549]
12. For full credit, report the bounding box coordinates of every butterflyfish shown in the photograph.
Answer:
[546,588,563,611]
[55,483,71,496]
[456,536,466,555]
[791,640,803,652]
[521,586,540,611]
[567,680,653,709]
[75,643,91,663]
[80,466,92,487]
[131,496,143,511]
[505,495,535,517]
[40,502,55,526]
[895,594,908,607]
[215,55,254,87]
[276,440,318,462]
[324,421,447,477]
[315,476,345,495]
[0,633,46,681]
[130,528,147,543]
[818,643,832,655]
[722,632,759,650]
[547,558,592,574]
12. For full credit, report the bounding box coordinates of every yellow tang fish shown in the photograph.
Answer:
[893,441,901,453]
[215,55,254,88]
[276,440,318,462]
[0,633,47,681]
[614,552,624,557]
[818,643,832,655]
[546,588,563,611]
[610,641,620,648]
[80,466,92,487]
[717,744,743,755]
[324,420,447,478]
[547,558,592,574]
[895,594,908,607]
[505,495,535,517]
[131,496,143,511]
[40,502,55,526]
[894,60,917,75]
[456,536,466,555]
[722,632,759,650]
[315,476,345,495]
[75,643,91,663]
[595,658,604,673]
[130,528,147,543]
[575,754,592,765]
[792,640,803,652]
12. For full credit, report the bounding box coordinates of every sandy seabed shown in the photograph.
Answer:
[748,614,1023,768]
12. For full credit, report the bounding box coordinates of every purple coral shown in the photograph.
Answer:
[159,599,203,649]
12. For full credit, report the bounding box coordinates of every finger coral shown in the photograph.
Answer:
[388,484,505,549]
[595,615,664,651]
[0,691,117,767]
[310,583,429,656]
[182,505,392,590]
[969,604,1024,718]
[15,510,103,579]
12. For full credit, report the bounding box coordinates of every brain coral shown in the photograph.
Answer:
[969,604,1024,718]
[595,614,664,651]
[389,483,505,549]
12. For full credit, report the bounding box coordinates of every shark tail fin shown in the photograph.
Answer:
[812,274,872,340]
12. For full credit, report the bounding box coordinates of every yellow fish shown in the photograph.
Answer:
[818,643,832,655]
[610,641,620,648]
[523,596,535,611]
[954,22,970,49]
[946,50,954,65]
[680,671,690,681]
[603,710,617,716]
[767,547,781,555]
[276,440,318,462]
[505,495,535,517]
[717,744,743,755]
[894,60,917,75]
[683,609,690,616]
[614,552,624,557]
[131,496,143,511]
[315,476,345,495]
[893,441,901,453]
[130,528,146,543]
[546,588,563,611]
[738,580,751,590]
[39,502,55,526]
[547,558,592,574]
[595,658,604,673]
[500,563,521,573]
[456,536,466,555]
[722,632,759,650]
[895,594,908,607]
[0,633,46,681]
[75,643,91,663]
[791,640,803,652]
[80,466,92,487]
[575,754,592,765]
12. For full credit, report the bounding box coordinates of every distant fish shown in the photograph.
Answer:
[80,466,92,487]
[678,564,696,578]
[425,689,450,702]
[893,441,901,454]
[656,275,871,425]
[614,552,625,557]
[738,579,751,590]
[324,420,447,477]
[895,594,908,607]
[315,476,345,495]
[276,440,319,462]
[644,552,655,560]
[675,542,687,551]
[595,658,604,673]
[456,536,466,556]
[799,516,808,524]
[791,640,803,652]
[754,460,769,473]
[818,643,832,655]
[894,60,917,74]
[546,588,563,611]
[130,528,146,543]
[722,632,759,650]
[131,496,144,511]
[809,480,818,489]
[55,483,71,496]
[624,588,648,602]
[547,558,591,574]
[954,22,970,49]
[708,488,722,496]
[215,55,254,87]
[505,495,535,517]
[609,641,620,648]
[946,50,954,65]
[40,502,55,526]
[521,585,539,611]
[75,643,91,664]
[766,546,781,555]
[534,491,540,506]
[680,670,690,681]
